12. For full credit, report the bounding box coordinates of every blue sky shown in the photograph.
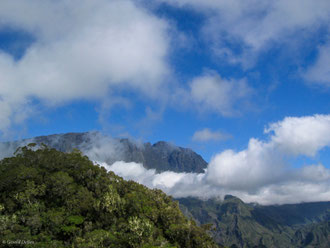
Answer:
[0,0,330,165]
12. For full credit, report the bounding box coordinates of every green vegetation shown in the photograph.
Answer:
[178,196,330,248]
[0,145,219,248]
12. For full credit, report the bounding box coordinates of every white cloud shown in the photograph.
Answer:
[0,0,170,132]
[205,114,330,193]
[266,115,330,156]
[188,71,252,116]
[192,128,230,142]
[100,114,330,205]
[205,114,330,203]
[104,161,157,184]
[303,43,330,87]
[160,0,330,66]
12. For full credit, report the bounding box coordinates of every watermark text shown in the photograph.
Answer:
[2,240,35,245]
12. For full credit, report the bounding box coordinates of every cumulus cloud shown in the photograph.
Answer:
[0,0,170,132]
[101,114,330,205]
[265,115,330,156]
[192,128,231,142]
[160,0,330,66]
[303,43,330,87]
[188,71,252,116]
[101,160,206,197]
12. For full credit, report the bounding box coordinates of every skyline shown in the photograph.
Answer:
[0,1,330,203]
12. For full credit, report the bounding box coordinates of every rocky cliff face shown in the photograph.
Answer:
[0,132,207,173]
[139,140,207,172]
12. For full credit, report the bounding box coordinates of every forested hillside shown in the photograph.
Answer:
[0,145,219,248]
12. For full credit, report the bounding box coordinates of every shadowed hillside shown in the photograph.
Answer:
[178,196,330,248]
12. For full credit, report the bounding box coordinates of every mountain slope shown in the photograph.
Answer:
[293,220,330,248]
[178,196,330,248]
[0,132,207,173]
[0,145,219,248]
[2,133,329,247]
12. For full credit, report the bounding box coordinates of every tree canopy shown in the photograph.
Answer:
[0,145,219,248]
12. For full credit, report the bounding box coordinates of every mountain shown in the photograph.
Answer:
[2,132,330,247]
[0,145,219,248]
[0,132,207,173]
[178,196,330,248]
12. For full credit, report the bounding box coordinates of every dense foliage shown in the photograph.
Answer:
[0,145,219,248]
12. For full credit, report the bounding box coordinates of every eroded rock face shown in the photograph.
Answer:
[141,140,207,173]
[1,132,208,173]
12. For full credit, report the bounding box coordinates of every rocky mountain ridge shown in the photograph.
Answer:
[0,132,207,173]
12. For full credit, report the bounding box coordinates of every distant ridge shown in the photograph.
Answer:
[178,196,330,248]
[0,132,208,173]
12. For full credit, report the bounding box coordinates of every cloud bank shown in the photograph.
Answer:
[102,114,330,205]
[0,0,170,132]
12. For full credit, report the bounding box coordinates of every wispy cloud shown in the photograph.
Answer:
[303,43,330,88]
[173,71,253,116]
[192,128,231,142]
[160,0,330,67]
[189,71,252,116]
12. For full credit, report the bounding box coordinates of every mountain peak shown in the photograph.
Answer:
[224,194,238,201]
[152,141,178,151]
[1,132,207,173]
